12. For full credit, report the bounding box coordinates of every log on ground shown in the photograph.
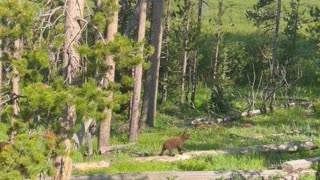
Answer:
[100,143,136,154]
[134,141,317,162]
[72,160,110,171]
[282,157,320,172]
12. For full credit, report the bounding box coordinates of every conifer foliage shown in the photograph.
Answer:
[0,0,146,178]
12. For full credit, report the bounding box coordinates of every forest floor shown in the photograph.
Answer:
[71,169,315,180]
[71,106,320,180]
[72,140,319,179]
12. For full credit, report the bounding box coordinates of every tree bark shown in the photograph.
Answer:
[55,0,84,179]
[0,39,2,112]
[161,0,171,105]
[191,0,202,105]
[140,0,164,130]
[288,0,299,63]
[213,0,223,82]
[269,0,281,108]
[271,0,281,79]
[180,0,191,109]
[98,0,118,153]
[9,39,21,144]
[129,0,147,143]
[62,0,84,84]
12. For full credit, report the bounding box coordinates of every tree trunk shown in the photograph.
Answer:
[129,0,147,143]
[180,0,191,109]
[140,0,164,130]
[288,0,299,63]
[161,0,171,105]
[191,0,202,105]
[10,39,21,144]
[269,0,281,108]
[55,0,84,179]
[62,0,84,84]
[271,0,281,79]
[98,0,118,153]
[0,39,2,112]
[213,0,223,82]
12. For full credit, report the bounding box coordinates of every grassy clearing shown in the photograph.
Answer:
[203,0,320,34]
[72,107,320,176]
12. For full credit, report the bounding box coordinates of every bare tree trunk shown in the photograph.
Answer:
[95,0,102,40]
[271,0,281,79]
[99,0,118,153]
[213,0,223,82]
[191,0,202,105]
[269,0,281,108]
[55,0,84,179]
[289,0,299,63]
[10,39,21,144]
[161,0,171,105]
[87,132,93,156]
[62,0,84,84]
[180,0,191,108]
[140,0,164,130]
[0,39,2,112]
[129,0,147,143]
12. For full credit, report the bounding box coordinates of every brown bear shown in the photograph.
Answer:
[159,132,191,156]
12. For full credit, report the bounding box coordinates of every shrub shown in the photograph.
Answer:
[313,100,320,116]
[0,133,56,179]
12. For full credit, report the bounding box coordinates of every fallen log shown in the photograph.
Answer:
[72,160,110,171]
[134,141,317,162]
[100,143,136,154]
[192,101,314,127]
[282,157,320,172]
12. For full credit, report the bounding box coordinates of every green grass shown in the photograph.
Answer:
[72,107,320,178]
[202,0,320,34]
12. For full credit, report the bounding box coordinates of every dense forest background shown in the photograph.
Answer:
[1,0,320,179]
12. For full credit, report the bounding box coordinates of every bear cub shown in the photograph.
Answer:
[159,132,191,156]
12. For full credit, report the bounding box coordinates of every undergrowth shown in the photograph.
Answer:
[72,107,320,177]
